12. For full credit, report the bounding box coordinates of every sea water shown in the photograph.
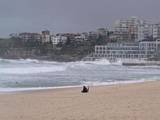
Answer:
[0,58,160,92]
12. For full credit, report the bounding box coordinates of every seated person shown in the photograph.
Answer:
[81,85,89,93]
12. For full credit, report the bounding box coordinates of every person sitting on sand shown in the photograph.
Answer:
[81,85,89,93]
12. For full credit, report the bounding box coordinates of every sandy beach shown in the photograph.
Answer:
[0,81,160,120]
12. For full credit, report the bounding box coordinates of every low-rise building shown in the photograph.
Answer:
[97,28,108,36]
[74,33,88,42]
[95,40,160,60]
[51,35,67,45]
[19,33,41,42]
[88,31,98,39]
[95,42,140,59]
[139,40,160,57]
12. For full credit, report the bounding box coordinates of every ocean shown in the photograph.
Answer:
[0,58,160,92]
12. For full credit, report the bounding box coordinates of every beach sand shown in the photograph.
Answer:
[0,81,160,120]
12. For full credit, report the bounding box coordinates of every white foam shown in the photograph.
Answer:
[0,66,66,74]
[0,85,81,92]
[82,79,155,86]
[67,59,122,69]
[83,59,111,65]
[0,58,59,64]
[0,58,68,74]
[82,59,122,66]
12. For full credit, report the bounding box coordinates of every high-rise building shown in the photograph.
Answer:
[114,16,140,42]
[114,17,154,42]
[137,21,153,41]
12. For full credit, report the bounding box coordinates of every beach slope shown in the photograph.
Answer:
[0,81,160,120]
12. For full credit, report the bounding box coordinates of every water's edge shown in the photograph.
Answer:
[0,79,155,93]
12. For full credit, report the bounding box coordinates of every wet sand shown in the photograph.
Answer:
[0,81,160,120]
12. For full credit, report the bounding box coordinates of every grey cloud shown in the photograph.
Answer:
[0,0,160,37]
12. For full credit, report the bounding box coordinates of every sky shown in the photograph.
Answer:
[0,0,160,37]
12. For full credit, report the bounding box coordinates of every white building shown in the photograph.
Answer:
[137,21,152,41]
[114,16,140,41]
[95,43,140,59]
[75,33,88,42]
[114,17,154,42]
[19,33,41,42]
[153,23,160,39]
[51,35,67,45]
[139,40,160,57]
[95,40,160,60]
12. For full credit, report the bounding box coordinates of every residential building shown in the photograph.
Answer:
[97,28,108,36]
[114,16,140,42]
[153,23,160,39]
[74,33,88,42]
[137,20,153,42]
[9,33,19,38]
[113,17,156,42]
[41,30,50,43]
[88,31,98,39]
[51,35,67,45]
[19,33,41,42]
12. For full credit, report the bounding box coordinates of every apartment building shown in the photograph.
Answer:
[19,33,41,42]
[153,23,160,39]
[74,33,88,42]
[41,30,51,43]
[114,16,140,42]
[51,35,67,45]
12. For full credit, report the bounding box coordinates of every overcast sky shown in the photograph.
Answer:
[0,0,160,37]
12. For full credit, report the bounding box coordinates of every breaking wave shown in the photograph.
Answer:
[81,59,122,65]
[0,66,66,74]
[67,59,122,68]
[0,58,123,75]
[0,58,122,66]
[0,59,68,74]
[0,58,59,64]
[0,58,160,92]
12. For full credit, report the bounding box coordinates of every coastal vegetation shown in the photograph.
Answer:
[0,34,108,61]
